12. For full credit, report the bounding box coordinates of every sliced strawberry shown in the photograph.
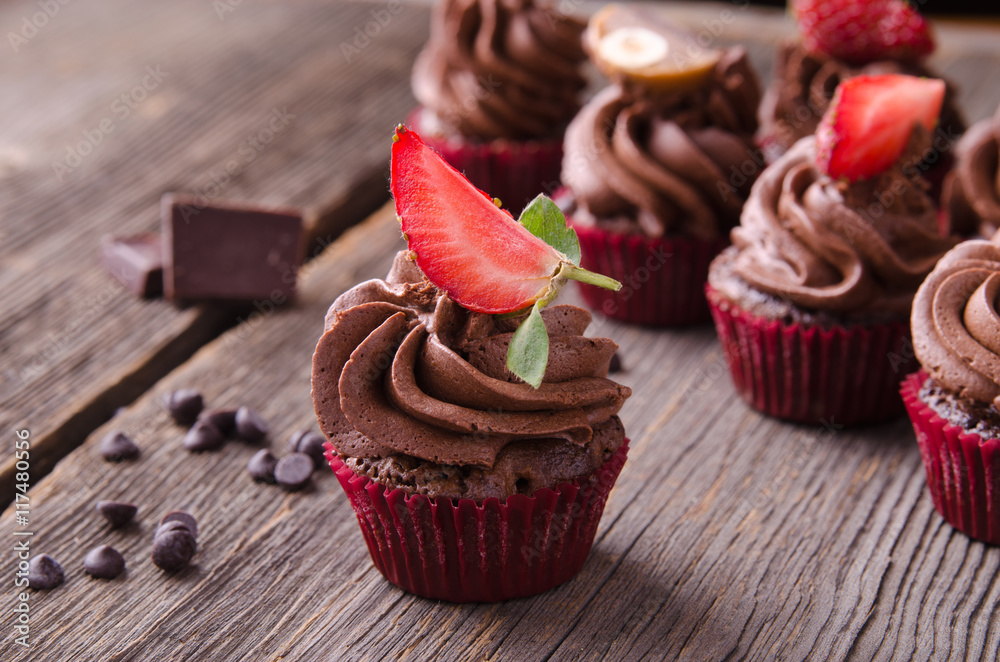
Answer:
[390,125,563,314]
[816,74,944,182]
[794,0,934,65]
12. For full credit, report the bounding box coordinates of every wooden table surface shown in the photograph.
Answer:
[3,1,999,660]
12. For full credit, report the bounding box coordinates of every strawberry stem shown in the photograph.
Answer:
[563,265,622,292]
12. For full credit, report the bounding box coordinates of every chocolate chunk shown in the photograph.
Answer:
[608,352,623,374]
[162,193,304,302]
[199,409,237,436]
[151,528,197,571]
[100,233,163,298]
[28,554,65,590]
[287,429,327,469]
[275,453,313,491]
[83,545,125,579]
[96,501,138,529]
[234,406,268,442]
[182,420,225,452]
[163,389,204,425]
[99,431,140,462]
[158,511,198,538]
[247,449,278,483]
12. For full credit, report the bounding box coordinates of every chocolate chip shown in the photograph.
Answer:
[151,528,197,571]
[234,406,268,442]
[275,453,313,491]
[28,554,65,590]
[199,409,237,436]
[95,501,138,528]
[247,449,278,483]
[99,431,140,462]
[84,545,125,579]
[608,352,622,374]
[183,420,225,452]
[163,389,204,425]
[159,510,198,538]
[287,429,327,468]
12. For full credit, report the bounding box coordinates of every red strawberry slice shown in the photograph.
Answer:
[816,74,944,182]
[794,0,934,65]
[390,125,564,314]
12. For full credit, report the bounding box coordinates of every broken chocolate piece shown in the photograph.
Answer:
[101,233,164,298]
[161,194,304,302]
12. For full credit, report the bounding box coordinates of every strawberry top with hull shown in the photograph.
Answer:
[391,125,563,314]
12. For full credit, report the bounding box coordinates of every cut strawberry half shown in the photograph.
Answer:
[794,0,935,65]
[391,125,602,314]
[815,74,944,182]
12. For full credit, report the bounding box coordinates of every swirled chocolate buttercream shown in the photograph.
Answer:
[412,0,587,141]
[311,252,630,500]
[944,108,1000,238]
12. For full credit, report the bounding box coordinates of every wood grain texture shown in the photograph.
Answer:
[3,205,998,661]
[0,0,429,495]
[4,1,1000,661]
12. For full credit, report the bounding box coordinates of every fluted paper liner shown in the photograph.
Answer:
[325,439,629,602]
[706,286,914,425]
[902,372,999,545]
[572,220,729,327]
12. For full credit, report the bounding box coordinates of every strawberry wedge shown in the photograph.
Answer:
[390,125,564,314]
[816,74,944,182]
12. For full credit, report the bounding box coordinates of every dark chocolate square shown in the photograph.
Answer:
[101,233,164,298]
[162,194,304,302]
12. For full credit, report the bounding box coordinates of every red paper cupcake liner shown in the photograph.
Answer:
[408,108,564,215]
[706,286,915,426]
[325,439,630,602]
[901,372,1000,545]
[571,220,730,327]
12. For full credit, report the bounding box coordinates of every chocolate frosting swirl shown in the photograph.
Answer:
[412,0,587,140]
[760,41,966,154]
[729,137,956,315]
[561,47,761,239]
[944,108,1000,238]
[311,252,630,497]
[912,239,1000,408]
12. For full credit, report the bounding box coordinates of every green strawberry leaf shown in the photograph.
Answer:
[518,194,581,265]
[506,302,549,388]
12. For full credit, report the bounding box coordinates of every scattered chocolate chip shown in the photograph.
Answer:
[247,449,278,483]
[287,429,327,468]
[183,420,225,452]
[28,554,65,590]
[100,233,163,298]
[99,431,140,462]
[83,545,125,579]
[95,501,138,528]
[159,511,198,538]
[163,389,204,425]
[151,528,197,571]
[199,409,237,436]
[608,352,622,374]
[275,453,313,491]
[234,406,268,442]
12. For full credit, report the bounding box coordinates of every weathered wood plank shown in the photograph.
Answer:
[3,203,998,661]
[0,0,429,495]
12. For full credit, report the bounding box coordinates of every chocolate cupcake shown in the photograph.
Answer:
[410,0,587,213]
[943,107,1000,238]
[559,5,762,326]
[707,74,957,425]
[903,239,1000,544]
[759,1,965,196]
[313,126,631,602]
